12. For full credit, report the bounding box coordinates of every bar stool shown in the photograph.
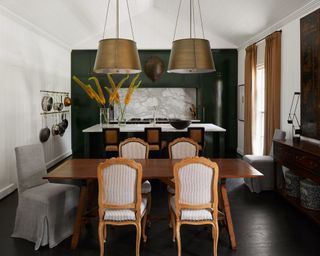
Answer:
[103,128,120,157]
[144,127,167,157]
[188,127,205,154]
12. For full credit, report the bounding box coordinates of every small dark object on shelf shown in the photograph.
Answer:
[169,119,191,129]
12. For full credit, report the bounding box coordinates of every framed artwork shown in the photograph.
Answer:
[238,84,245,121]
[300,8,320,140]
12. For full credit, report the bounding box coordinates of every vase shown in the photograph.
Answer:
[117,105,126,126]
[100,108,109,127]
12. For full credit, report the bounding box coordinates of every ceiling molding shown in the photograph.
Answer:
[238,0,320,50]
[0,4,70,50]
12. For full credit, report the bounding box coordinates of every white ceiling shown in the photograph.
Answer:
[0,0,316,49]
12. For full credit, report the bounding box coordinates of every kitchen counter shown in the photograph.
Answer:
[83,123,226,133]
[82,122,226,158]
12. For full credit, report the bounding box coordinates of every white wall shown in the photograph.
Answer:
[74,7,236,49]
[237,4,320,155]
[0,9,71,199]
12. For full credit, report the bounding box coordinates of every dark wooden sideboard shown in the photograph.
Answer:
[273,139,320,225]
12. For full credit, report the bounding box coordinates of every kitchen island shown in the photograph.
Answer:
[82,122,226,158]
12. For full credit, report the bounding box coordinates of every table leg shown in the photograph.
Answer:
[71,185,88,250]
[220,179,237,250]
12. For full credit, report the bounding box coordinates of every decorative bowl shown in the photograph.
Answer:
[169,119,191,129]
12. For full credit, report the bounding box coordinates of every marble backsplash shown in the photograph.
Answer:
[114,88,197,120]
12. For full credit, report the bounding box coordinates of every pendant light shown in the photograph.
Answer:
[94,0,141,74]
[168,0,215,74]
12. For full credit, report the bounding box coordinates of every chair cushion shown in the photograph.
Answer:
[167,178,175,194]
[149,141,167,151]
[105,145,119,152]
[243,155,273,164]
[142,180,152,194]
[21,182,79,204]
[161,141,167,149]
[167,185,175,194]
[149,145,160,151]
[170,196,213,221]
[104,197,148,221]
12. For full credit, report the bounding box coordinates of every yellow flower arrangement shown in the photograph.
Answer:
[72,73,141,124]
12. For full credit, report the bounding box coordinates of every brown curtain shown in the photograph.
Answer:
[264,31,281,155]
[244,44,257,154]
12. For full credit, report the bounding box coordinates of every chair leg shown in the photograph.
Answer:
[135,222,141,256]
[98,222,105,256]
[212,222,219,256]
[142,214,148,242]
[176,222,182,256]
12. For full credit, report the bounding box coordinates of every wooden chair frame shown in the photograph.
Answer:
[170,157,219,256]
[97,158,148,256]
[119,137,149,159]
[168,137,200,159]
[102,128,120,152]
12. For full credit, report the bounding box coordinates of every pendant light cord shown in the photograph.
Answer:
[172,0,183,41]
[192,0,196,38]
[197,0,205,38]
[173,0,205,40]
[102,0,111,39]
[126,0,135,40]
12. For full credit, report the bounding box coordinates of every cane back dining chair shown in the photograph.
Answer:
[167,137,200,194]
[97,158,148,256]
[188,127,205,153]
[12,144,79,250]
[144,127,167,157]
[119,137,152,220]
[103,128,120,155]
[166,137,200,227]
[169,157,219,256]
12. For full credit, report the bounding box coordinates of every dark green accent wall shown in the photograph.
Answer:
[71,49,238,158]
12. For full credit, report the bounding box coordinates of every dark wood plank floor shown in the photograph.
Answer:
[1,179,320,256]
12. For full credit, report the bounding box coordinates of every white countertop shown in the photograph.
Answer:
[83,123,226,133]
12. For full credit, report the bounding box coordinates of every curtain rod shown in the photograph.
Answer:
[253,30,282,46]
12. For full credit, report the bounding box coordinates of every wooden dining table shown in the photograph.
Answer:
[45,158,263,251]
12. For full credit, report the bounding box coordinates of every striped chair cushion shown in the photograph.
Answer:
[104,197,148,221]
[142,180,151,194]
[120,142,147,159]
[179,163,213,204]
[103,164,137,205]
[170,196,212,221]
[167,184,175,194]
[170,142,197,159]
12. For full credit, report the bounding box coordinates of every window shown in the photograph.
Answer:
[253,65,265,155]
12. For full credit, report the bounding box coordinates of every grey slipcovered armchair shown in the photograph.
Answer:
[11,144,79,250]
[243,129,286,193]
